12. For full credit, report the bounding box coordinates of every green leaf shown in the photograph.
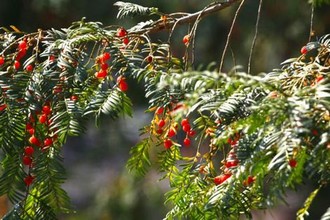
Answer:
[297,187,320,219]
[126,138,151,176]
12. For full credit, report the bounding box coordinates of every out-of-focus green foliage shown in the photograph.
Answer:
[309,0,330,6]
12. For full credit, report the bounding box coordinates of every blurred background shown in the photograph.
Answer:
[0,0,330,219]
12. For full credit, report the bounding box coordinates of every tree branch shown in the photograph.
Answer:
[129,0,241,34]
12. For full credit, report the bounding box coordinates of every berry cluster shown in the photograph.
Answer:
[95,52,111,79]
[0,38,35,73]
[116,27,129,45]
[213,132,256,186]
[23,103,56,186]
[117,75,128,92]
[153,105,196,150]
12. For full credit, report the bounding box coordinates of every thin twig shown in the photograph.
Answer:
[190,2,216,69]
[129,0,240,35]
[309,4,315,42]
[248,0,263,74]
[219,0,245,73]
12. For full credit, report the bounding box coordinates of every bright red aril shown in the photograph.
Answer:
[27,128,35,135]
[22,156,32,166]
[289,159,297,168]
[225,160,239,168]
[24,175,34,186]
[119,80,128,92]
[301,46,308,54]
[26,64,33,72]
[70,95,78,101]
[24,146,34,155]
[167,128,176,138]
[0,104,7,111]
[44,138,53,146]
[42,105,52,115]
[18,40,28,51]
[182,124,191,133]
[158,119,166,128]
[0,56,4,65]
[243,176,255,186]
[214,173,232,185]
[100,62,108,70]
[39,114,47,124]
[188,130,196,137]
[155,107,164,115]
[123,37,129,45]
[183,35,190,45]
[95,70,107,79]
[117,28,127,37]
[16,49,26,61]
[316,75,324,83]
[181,118,189,126]
[101,52,111,62]
[183,137,191,147]
[164,139,173,149]
[14,60,21,70]
[29,135,40,146]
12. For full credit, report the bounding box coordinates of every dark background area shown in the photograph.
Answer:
[0,0,329,219]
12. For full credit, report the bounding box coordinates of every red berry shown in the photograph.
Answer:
[42,105,52,115]
[39,114,47,124]
[123,37,129,45]
[146,55,153,63]
[243,176,255,186]
[183,35,190,45]
[14,60,21,70]
[0,104,7,111]
[119,80,128,92]
[24,175,34,186]
[182,124,191,133]
[181,118,189,126]
[53,86,63,94]
[44,138,53,146]
[167,128,176,138]
[164,139,173,149]
[289,159,297,168]
[155,107,164,115]
[301,46,308,54]
[95,70,107,79]
[22,156,32,166]
[188,129,196,137]
[156,128,163,134]
[26,123,33,130]
[158,119,166,128]
[225,160,239,168]
[117,28,127,37]
[49,55,56,62]
[214,173,232,185]
[70,95,78,101]
[0,56,5,66]
[26,64,33,72]
[29,135,40,146]
[16,49,27,61]
[27,128,35,135]
[183,137,191,147]
[101,52,111,62]
[316,75,324,83]
[24,146,34,155]
[100,62,109,70]
[18,40,28,51]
